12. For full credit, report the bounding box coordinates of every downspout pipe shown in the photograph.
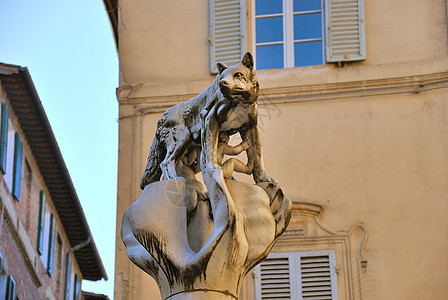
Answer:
[69,237,91,253]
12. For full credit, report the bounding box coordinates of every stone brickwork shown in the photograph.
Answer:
[0,67,88,300]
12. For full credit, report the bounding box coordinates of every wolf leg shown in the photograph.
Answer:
[200,105,220,171]
[140,136,164,189]
[240,126,274,183]
[160,128,191,180]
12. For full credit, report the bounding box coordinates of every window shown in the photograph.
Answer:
[12,132,23,201]
[0,102,24,200]
[253,0,366,70]
[209,0,365,72]
[56,236,63,292]
[0,255,17,300]
[0,102,9,173]
[5,275,16,300]
[38,200,56,275]
[255,250,338,299]
[73,274,81,300]
[24,161,32,229]
[65,253,72,300]
[0,253,6,300]
[37,191,46,254]
[64,254,81,300]
[47,213,56,276]
[2,112,15,190]
[255,0,324,69]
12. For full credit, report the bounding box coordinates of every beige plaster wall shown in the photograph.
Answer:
[258,90,448,299]
[118,0,448,85]
[114,0,448,299]
[118,0,210,84]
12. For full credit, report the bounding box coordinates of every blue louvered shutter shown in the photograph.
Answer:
[0,103,9,173]
[12,132,23,201]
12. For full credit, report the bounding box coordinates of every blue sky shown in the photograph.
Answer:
[0,0,118,298]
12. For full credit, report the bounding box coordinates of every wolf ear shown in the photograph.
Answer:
[217,62,228,74]
[242,52,254,70]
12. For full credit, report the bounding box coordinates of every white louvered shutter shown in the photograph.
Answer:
[299,253,338,300]
[209,0,246,73]
[325,0,366,62]
[255,256,292,299]
[255,251,338,300]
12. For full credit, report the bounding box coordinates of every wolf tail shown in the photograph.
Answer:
[140,137,164,190]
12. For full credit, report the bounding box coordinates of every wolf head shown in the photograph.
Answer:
[216,52,259,104]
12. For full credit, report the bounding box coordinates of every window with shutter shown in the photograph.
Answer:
[209,0,246,73]
[253,0,365,69]
[73,274,81,300]
[38,201,52,268]
[37,190,46,254]
[3,119,15,192]
[47,213,56,276]
[255,250,338,300]
[65,253,72,300]
[0,102,9,174]
[12,132,23,201]
[5,275,15,300]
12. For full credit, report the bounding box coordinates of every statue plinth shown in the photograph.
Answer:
[121,169,291,300]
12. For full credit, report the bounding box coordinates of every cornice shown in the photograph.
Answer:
[257,71,448,104]
[119,71,448,115]
[291,201,322,217]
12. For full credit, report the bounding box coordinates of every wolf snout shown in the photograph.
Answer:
[219,79,230,89]
[219,80,231,95]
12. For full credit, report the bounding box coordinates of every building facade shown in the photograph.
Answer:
[105,0,448,299]
[0,64,107,299]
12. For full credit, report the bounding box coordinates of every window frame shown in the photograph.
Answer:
[251,0,366,70]
[65,253,72,300]
[37,190,46,255]
[252,0,325,69]
[47,213,56,276]
[0,102,9,174]
[3,117,15,192]
[12,132,23,201]
[5,274,16,300]
[38,201,55,272]
[73,274,81,300]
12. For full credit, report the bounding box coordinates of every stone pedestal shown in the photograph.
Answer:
[121,169,291,300]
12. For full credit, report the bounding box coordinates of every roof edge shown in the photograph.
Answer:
[5,65,108,281]
[102,0,119,50]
